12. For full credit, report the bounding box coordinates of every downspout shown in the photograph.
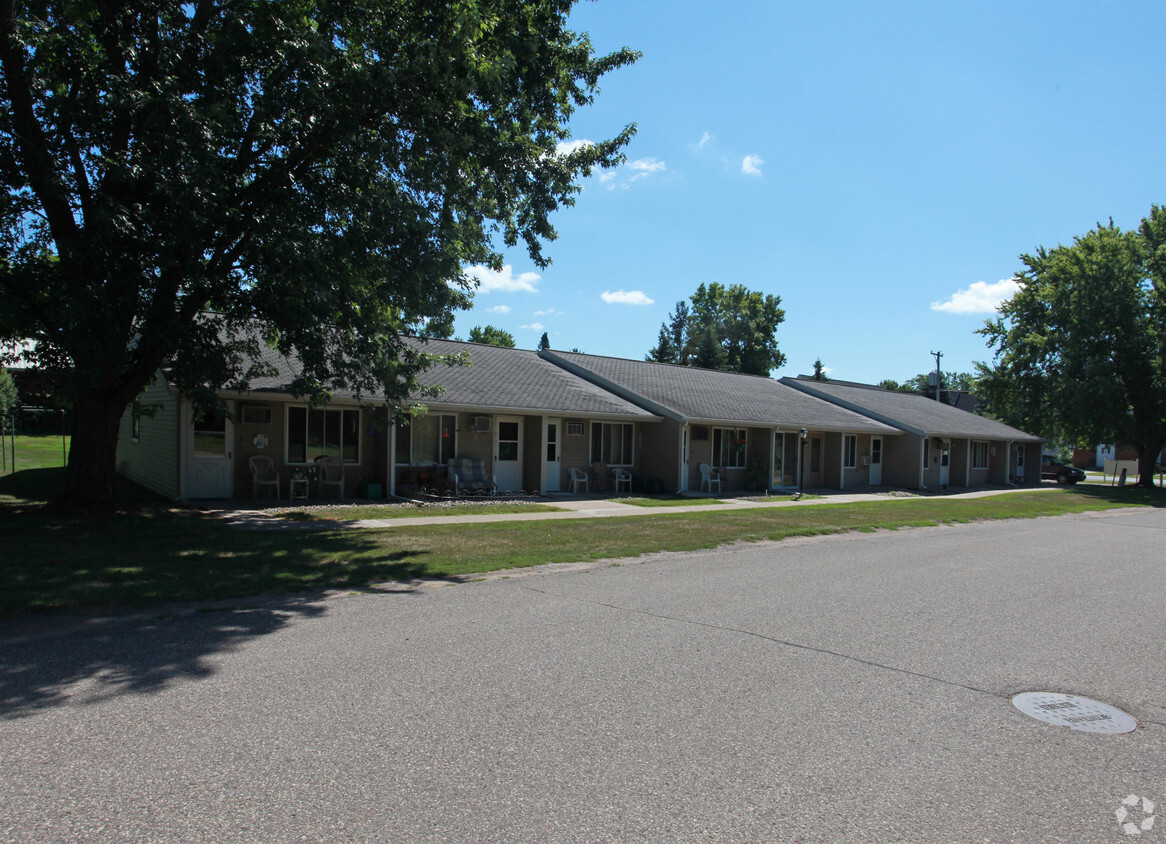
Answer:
[1006,440,1017,487]
[676,422,687,495]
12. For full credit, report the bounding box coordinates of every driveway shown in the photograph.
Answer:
[2,508,1163,842]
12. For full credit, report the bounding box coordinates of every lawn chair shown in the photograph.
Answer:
[317,455,345,499]
[248,454,280,500]
[449,457,497,495]
[613,467,633,493]
[699,463,722,494]
[568,467,589,495]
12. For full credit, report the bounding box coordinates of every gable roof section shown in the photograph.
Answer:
[242,337,655,420]
[781,377,1042,442]
[542,350,899,434]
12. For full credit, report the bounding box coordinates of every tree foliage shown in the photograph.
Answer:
[0,0,638,503]
[811,359,828,381]
[537,331,550,351]
[978,206,1166,486]
[467,325,515,348]
[646,283,786,376]
[0,367,18,417]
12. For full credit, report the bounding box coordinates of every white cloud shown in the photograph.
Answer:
[521,322,546,332]
[534,308,562,317]
[556,139,593,157]
[741,154,764,176]
[601,289,655,306]
[598,157,667,190]
[696,131,714,149]
[465,264,541,294]
[629,158,666,176]
[931,278,1020,314]
[484,305,511,314]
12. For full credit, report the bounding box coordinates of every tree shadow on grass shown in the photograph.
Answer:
[0,503,449,718]
[1069,484,1166,507]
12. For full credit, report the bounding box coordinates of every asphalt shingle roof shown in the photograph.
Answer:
[781,378,1042,442]
[544,351,900,434]
[244,337,655,419]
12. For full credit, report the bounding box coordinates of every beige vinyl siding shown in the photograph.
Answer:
[841,433,870,488]
[116,372,180,498]
[521,414,541,492]
[559,418,591,481]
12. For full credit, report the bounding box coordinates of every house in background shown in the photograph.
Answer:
[781,377,1043,489]
[117,338,658,501]
[541,351,901,493]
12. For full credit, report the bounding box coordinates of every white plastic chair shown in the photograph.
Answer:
[249,454,280,500]
[613,468,632,493]
[699,463,722,494]
[317,456,345,499]
[568,467,589,495]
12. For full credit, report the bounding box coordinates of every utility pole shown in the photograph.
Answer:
[930,350,943,403]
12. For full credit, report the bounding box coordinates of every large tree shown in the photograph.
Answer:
[979,206,1166,487]
[646,282,785,375]
[467,324,515,348]
[0,1,637,504]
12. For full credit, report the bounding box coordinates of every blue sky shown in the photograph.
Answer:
[451,0,1166,385]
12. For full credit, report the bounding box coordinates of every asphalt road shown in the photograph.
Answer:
[2,508,1164,843]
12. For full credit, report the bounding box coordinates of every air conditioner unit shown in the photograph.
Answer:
[470,416,493,433]
[859,454,871,466]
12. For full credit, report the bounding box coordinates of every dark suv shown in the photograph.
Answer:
[1041,455,1086,485]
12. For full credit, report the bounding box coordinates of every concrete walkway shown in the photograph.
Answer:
[208,484,1059,530]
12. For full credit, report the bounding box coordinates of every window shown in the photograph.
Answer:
[972,441,989,470]
[591,422,633,465]
[395,414,456,465]
[712,428,747,469]
[843,435,857,469]
[922,437,930,467]
[566,420,584,436]
[193,407,227,457]
[287,407,361,464]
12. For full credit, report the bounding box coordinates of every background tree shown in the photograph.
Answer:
[979,206,1166,487]
[467,325,516,348]
[646,283,785,375]
[0,1,637,504]
[898,370,975,401]
[0,367,18,418]
[811,359,828,381]
[537,332,550,351]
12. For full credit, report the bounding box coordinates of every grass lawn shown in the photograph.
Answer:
[613,495,727,507]
[0,434,70,476]
[1,466,1162,616]
[275,501,566,521]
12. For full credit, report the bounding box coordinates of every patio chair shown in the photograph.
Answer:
[317,455,345,499]
[568,467,589,495]
[248,454,280,500]
[613,467,633,493]
[699,463,722,494]
[449,457,497,495]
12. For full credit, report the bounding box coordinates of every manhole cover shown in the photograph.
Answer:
[1012,692,1137,734]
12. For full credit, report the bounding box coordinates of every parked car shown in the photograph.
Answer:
[1041,454,1086,485]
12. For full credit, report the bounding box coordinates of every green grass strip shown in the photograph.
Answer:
[1,484,1160,615]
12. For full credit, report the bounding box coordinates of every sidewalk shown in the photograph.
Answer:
[210,485,1057,530]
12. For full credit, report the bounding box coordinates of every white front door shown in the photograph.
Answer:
[495,416,523,492]
[939,441,951,485]
[544,418,561,493]
[869,437,883,485]
[186,403,234,498]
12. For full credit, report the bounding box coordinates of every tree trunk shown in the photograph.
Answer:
[1137,440,1164,489]
[57,391,133,506]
